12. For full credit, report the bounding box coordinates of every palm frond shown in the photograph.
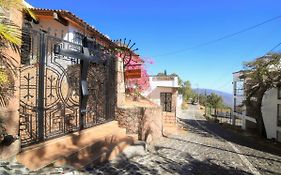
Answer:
[0,23,21,45]
[0,0,37,20]
[0,13,22,53]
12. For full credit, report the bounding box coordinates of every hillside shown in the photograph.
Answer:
[193,88,233,107]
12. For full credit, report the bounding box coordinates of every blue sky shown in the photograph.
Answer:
[26,0,281,93]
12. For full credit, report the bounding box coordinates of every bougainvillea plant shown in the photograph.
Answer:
[125,55,153,95]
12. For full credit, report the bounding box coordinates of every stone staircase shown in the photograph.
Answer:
[163,112,177,128]
[17,121,138,171]
[163,112,183,135]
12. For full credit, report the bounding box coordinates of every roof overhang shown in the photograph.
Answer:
[157,86,179,89]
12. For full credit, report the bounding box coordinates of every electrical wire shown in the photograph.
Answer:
[152,14,281,57]
[268,41,281,52]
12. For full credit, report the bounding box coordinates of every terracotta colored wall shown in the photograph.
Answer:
[31,17,70,39]
[116,106,163,144]
[0,7,23,160]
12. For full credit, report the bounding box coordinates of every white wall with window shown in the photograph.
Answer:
[233,71,246,115]
[142,75,179,114]
[262,87,281,141]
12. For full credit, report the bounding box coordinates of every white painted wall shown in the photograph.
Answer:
[142,76,179,97]
[142,76,179,111]
[146,86,174,106]
[233,71,247,115]
[233,70,281,141]
[148,77,179,89]
[176,94,183,116]
[262,88,281,139]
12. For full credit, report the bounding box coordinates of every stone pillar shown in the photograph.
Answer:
[0,7,22,160]
[116,58,125,106]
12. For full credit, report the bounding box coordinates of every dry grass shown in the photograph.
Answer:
[181,102,189,110]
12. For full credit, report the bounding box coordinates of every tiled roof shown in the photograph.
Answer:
[30,8,116,48]
[30,8,141,61]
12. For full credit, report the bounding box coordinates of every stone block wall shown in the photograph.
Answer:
[116,106,163,144]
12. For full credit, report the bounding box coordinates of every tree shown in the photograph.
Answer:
[198,93,207,106]
[163,73,195,102]
[242,53,281,137]
[206,93,223,117]
[181,80,195,101]
[0,0,36,106]
[0,0,35,47]
[125,56,151,93]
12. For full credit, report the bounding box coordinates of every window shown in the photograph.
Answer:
[160,92,172,112]
[73,31,83,45]
[278,86,281,99]
[277,104,281,127]
[234,80,244,96]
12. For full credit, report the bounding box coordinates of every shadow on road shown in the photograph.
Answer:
[178,118,281,157]
[88,145,252,175]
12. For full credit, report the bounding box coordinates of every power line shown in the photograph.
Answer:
[211,41,281,91]
[268,41,281,52]
[153,14,281,57]
[216,79,233,90]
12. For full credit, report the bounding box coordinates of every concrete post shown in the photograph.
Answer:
[116,58,126,106]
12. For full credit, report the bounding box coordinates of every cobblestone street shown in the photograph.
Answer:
[78,107,276,174]
[86,105,281,175]
[1,105,281,175]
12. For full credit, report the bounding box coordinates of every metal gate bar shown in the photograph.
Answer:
[19,30,116,147]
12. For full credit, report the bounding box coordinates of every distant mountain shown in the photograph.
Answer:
[193,88,233,107]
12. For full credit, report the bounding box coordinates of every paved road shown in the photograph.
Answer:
[177,106,281,174]
[2,106,281,174]
[83,105,281,175]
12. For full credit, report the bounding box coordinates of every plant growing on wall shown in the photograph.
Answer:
[0,68,14,106]
[125,56,151,93]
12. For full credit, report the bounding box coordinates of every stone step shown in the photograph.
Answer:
[163,123,177,128]
[126,134,139,141]
[111,140,146,163]
[164,121,177,124]
[54,133,136,169]
[17,121,136,171]
[163,119,176,122]
[163,117,176,121]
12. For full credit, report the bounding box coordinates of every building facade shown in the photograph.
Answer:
[143,75,180,115]
[233,71,281,142]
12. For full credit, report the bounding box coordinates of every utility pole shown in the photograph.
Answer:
[195,84,199,104]
[204,89,207,116]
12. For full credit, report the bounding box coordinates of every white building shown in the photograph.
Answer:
[233,71,281,142]
[261,88,281,142]
[143,75,181,115]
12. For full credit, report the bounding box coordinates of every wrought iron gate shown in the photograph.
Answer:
[160,92,172,112]
[19,30,116,147]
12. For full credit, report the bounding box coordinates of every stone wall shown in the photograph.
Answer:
[116,106,163,144]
